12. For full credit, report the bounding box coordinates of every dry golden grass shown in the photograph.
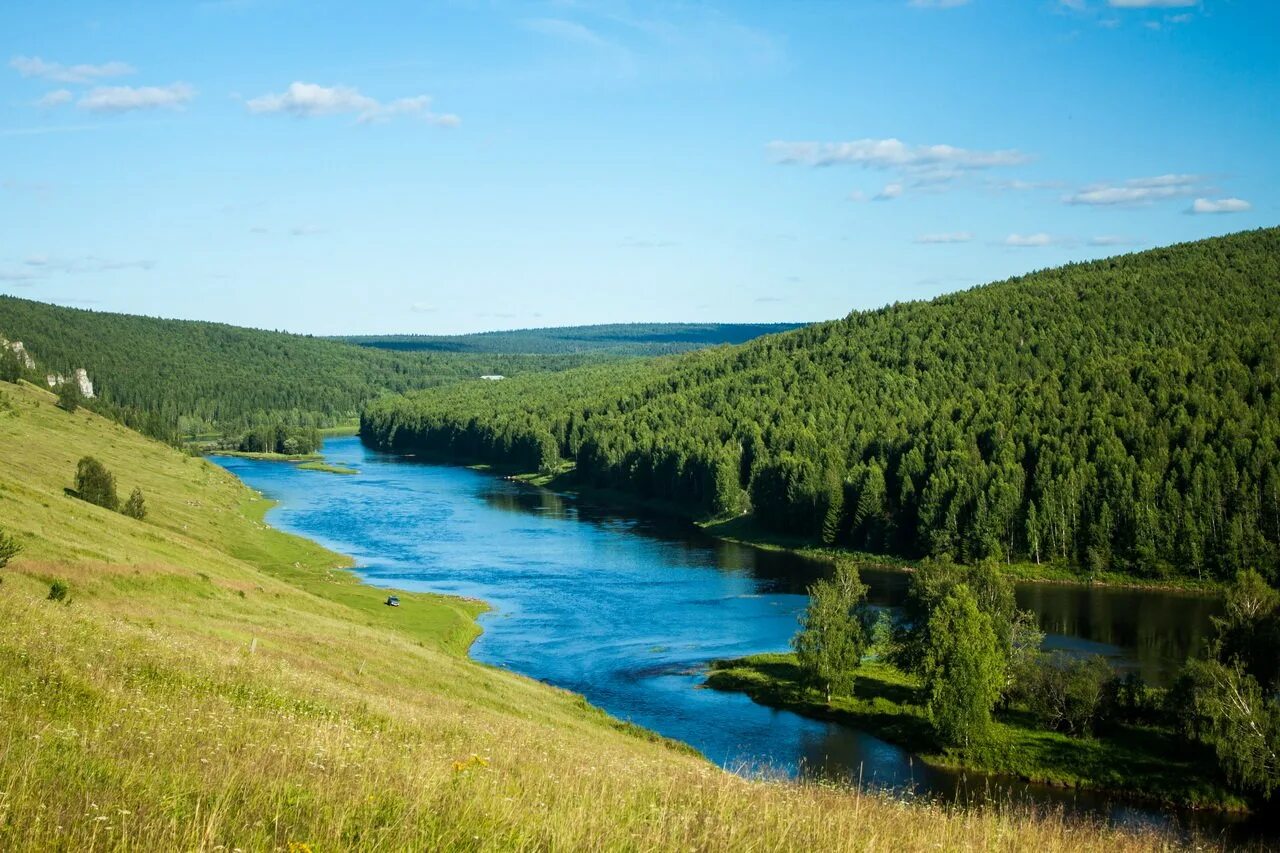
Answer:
[0,382,1194,851]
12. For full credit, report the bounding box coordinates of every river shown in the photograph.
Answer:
[214,436,1262,843]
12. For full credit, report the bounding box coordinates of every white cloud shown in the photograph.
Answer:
[909,0,971,6]
[915,232,974,244]
[771,137,1030,200]
[9,55,134,84]
[875,182,904,201]
[1064,173,1204,206]
[770,138,1029,171]
[1004,233,1066,247]
[37,89,73,107]
[247,82,459,125]
[79,83,195,112]
[1088,235,1136,246]
[1191,197,1251,214]
[1109,0,1197,7]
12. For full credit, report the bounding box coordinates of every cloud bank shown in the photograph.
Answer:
[247,82,460,126]
[10,56,134,84]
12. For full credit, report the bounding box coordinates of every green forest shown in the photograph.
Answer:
[0,296,627,445]
[339,322,804,355]
[362,228,1280,585]
[0,301,796,450]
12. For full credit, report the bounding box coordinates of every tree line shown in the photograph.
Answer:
[363,228,1280,585]
[793,560,1279,802]
[0,294,611,447]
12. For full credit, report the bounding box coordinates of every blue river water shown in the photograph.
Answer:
[214,436,1265,843]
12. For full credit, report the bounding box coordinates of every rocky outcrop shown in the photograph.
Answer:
[0,334,36,369]
[45,369,96,399]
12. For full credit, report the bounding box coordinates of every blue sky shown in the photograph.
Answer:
[1,0,1276,335]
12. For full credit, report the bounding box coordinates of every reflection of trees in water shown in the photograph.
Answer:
[479,476,1218,684]
[1017,585,1221,683]
[480,484,570,519]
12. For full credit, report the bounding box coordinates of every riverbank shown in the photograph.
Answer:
[485,459,1222,595]
[0,381,1181,850]
[705,653,1245,813]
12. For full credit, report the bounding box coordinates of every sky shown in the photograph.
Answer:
[0,0,1276,336]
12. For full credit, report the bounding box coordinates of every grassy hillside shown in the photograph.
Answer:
[0,295,600,443]
[0,379,1176,849]
[340,322,804,355]
[363,228,1280,586]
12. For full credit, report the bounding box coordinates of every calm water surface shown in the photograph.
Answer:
[215,437,1256,842]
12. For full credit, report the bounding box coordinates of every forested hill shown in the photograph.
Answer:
[338,323,804,355]
[0,296,597,442]
[363,228,1280,584]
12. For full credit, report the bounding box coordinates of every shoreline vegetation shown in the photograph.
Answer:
[704,654,1243,813]
[481,459,1223,595]
[0,383,1190,850]
[360,231,1280,597]
[209,449,358,475]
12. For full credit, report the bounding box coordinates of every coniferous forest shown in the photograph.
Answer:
[363,228,1280,585]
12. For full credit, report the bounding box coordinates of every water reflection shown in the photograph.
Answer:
[477,476,1220,685]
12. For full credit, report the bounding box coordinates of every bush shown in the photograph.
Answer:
[1027,653,1113,736]
[122,487,147,520]
[1101,671,1164,728]
[0,348,22,383]
[0,527,21,569]
[47,580,68,602]
[74,456,118,510]
[57,380,81,412]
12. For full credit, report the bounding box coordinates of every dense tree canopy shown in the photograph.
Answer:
[0,296,611,444]
[364,229,1280,584]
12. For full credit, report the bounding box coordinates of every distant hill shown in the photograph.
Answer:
[0,296,601,441]
[337,323,805,355]
[363,228,1280,584]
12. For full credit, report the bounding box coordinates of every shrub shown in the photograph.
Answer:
[47,580,68,602]
[0,527,21,569]
[122,487,147,520]
[57,380,81,412]
[0,348,21,383]
[1101,671,1163,728]
[74,456,118,510]
[1027,653,1113,736]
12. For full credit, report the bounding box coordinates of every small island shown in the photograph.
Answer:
[704,559,1277,814]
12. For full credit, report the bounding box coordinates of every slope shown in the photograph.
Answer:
[0,379,1169,850]
[362,228,1280,584]
[0,295,600,442]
